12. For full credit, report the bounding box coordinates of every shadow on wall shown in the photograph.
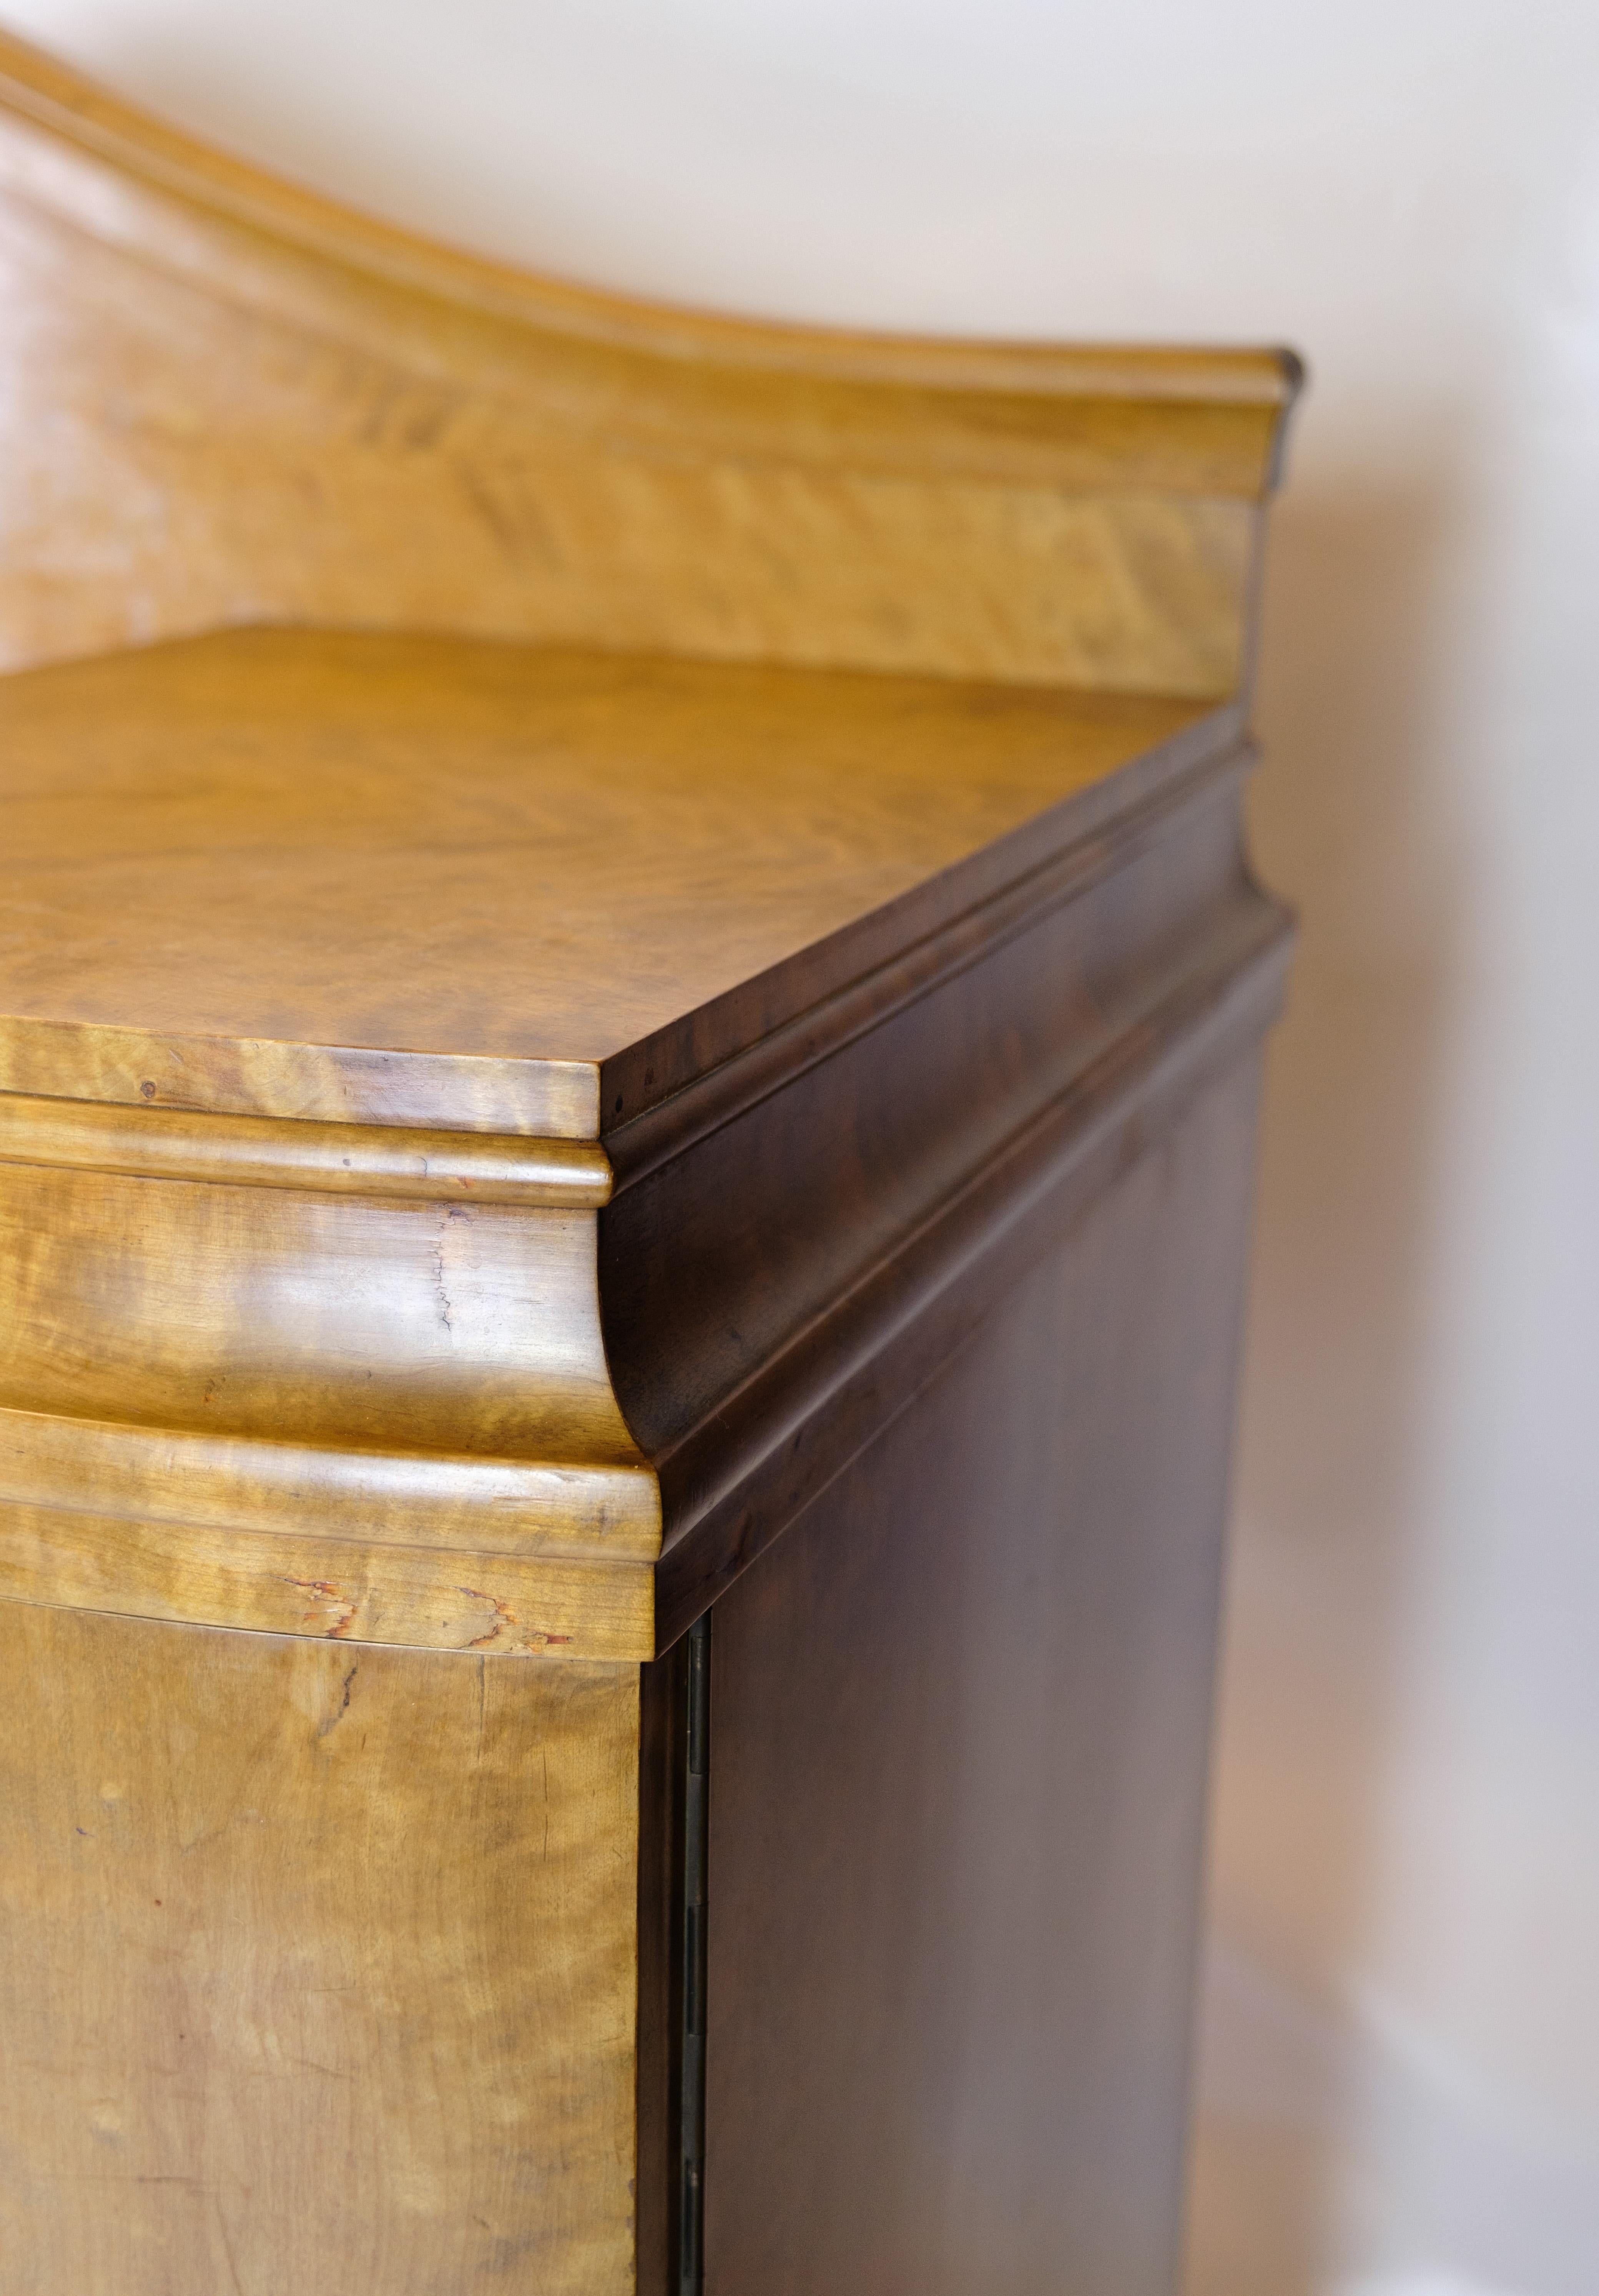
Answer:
[1182,473,1465,2296]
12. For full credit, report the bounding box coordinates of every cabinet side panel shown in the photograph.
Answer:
[704,1061,1261,2296]
[0,1608,640,2296]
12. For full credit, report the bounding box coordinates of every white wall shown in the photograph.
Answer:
[7,6,1597,2291]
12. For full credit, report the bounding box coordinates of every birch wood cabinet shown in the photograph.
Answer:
[0,30,1301,2294]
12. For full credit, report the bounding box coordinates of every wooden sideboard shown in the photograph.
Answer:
[0,31,1300,2296]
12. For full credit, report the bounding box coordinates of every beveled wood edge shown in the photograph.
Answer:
[0,1500,656,1659]
[650,900,1293,1650]
[604,699,1249,1172]
[0,1016,602,1136]
[0,1091,613,1203]
[0,1406,660,1561]
[2,698,1246,1145]
[0,27,1301,434]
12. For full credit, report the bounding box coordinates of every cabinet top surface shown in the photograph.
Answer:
[0,627,1215,1136]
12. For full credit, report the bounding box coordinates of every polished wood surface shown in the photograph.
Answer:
[705,1066,1261,2294]
[0,28,1301,2293]
[0,1091,614,1201]
[0,1604,640,2296]
[0,1113,659,1657]
[0,636,1249,1664]
[0,627,1212,1125]
[0,34,1294,696]
[600,725,1284,1651]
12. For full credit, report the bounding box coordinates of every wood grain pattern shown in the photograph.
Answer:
[0,1501,654,1660]
[0,627,1216,1124]
[598,734,1292,1646]
[0,1135,658,1652]
[0,1166,644,1486]
[704,1063,1263,2296]
[0,1091,613,1203]
[0,30,1296,693]
[0,1603,641,2295]
[0,30,1303,2290]
[0,645,1282,1657]
[0,636,1243,1656]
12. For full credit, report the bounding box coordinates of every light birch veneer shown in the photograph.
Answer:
[0,27,1301,2296]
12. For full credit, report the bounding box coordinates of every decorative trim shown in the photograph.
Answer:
[597,747,1294,1647]
[654,917,1288,1648]
[0,1106,657,1653]
[0,1496,653,1660]
[0,32,1301,689]
[0,1092,612,1204]
[0,32,1299,436]
[0,1408,658,1559]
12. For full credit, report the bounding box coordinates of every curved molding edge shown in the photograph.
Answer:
[0,1094,613,1200]
[0,1112,661,1658]
[0,30,1300,691]
[598,742,1295,1647]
